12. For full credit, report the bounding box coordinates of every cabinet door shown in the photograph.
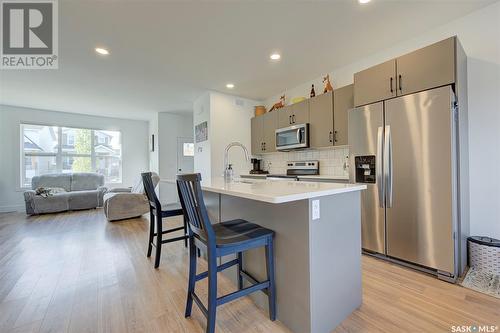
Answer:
[291,99,309,125]
[396,37,455,96]
[333,84,353,146]
[278,105,293,128]
[251,115,264,155]
[354,59,396,107]
[262,110,278,152]
[309,91,334,148]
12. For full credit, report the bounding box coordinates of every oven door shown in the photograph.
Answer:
[275,124,309,151]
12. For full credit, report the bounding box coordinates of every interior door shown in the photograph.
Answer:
[177,137,194,173]
[348,102,385,254]
[384,86,455,274]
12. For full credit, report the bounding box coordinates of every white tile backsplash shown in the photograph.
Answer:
[259,146,350,179]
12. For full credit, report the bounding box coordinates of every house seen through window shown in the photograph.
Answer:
[21,124,122,187]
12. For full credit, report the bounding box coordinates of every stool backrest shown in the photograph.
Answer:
[141,172,161,213]
[176,173,214,243]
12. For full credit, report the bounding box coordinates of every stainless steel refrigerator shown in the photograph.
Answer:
[348,85,467,281]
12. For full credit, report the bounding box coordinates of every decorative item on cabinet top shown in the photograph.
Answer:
[323,74,333,93]
[254,105,267,116]
[269,94,285,112]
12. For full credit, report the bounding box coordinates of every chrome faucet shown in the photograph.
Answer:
[223,142,250,181]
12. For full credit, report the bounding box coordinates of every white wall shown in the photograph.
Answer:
[157,112,193,203]
[265,2,500,239]
[193,92,261,180]
[0,105,149,212]
[193,92,212,181]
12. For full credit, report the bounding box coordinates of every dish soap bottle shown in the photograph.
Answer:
[224,164,234,182]
[310,84,316,98]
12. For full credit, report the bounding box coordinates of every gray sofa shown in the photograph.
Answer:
[103,172,160,221]
[24,173,107,215]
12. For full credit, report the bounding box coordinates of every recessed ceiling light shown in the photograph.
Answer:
[226,83,234,89]
[95,47,110,55]
[358,0,371,4]
[270,53,281,60]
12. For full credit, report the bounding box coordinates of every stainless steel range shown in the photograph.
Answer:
[267,160,319,181]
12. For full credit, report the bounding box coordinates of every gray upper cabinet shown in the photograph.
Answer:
[262,110,278,153]
[278,105,293,128]
[278,100,309,128]
[333,84,353,146]
[354,37,458,107]
[251,111,278,154]
[309,91,334,148]
[251,115,264,155]
[291,100,309,125]
[396,37,455,96]
[354,59,397,107]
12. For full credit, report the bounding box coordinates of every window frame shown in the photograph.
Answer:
[20,123,122,188]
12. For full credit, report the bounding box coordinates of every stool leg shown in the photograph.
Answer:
[237,252,243,290]
[183,216,188,248]
[206,253,218,333]
[265,237,276,321]
[185,236,197,317]
[154,213,162,268]
[146,211,154,257]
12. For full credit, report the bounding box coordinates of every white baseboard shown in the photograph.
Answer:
[0,205,24,213]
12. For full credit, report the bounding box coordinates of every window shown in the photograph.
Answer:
[21,124,122,187]
[183,143,194,156]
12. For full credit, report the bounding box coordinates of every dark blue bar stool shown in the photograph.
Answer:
[176,173,276,333]
[142,172,188,268]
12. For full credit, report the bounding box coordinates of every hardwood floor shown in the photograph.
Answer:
[0,210,498,333]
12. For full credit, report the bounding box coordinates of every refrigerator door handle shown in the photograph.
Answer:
[384,125,393,207]
[376,126,384,208]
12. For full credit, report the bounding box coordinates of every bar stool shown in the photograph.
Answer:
[142,172,188,268]
[176,173,276,333]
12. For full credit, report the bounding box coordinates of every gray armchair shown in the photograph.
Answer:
[103,172,160,221]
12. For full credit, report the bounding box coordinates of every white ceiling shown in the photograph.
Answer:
[0,0,495,120]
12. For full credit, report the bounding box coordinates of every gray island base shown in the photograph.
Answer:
[201,181,364,333]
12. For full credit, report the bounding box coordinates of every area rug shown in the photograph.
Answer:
[460,267,500,299]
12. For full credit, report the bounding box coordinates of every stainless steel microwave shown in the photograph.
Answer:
[275,123,309,151]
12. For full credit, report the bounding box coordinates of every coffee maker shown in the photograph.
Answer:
[250,158,268,174]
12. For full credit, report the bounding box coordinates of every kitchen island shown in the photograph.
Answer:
[162,177,366,333]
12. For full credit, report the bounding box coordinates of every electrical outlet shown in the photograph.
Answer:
[312,200,320,220]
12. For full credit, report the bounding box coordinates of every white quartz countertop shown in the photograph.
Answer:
[162,177,365,204]
[240,174,349,181]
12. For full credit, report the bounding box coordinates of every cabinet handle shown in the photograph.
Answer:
[398,74,402,92]
[263,142,266,151]
[334,130,338,143]
[329,131,333,143]
[390,77,393,93]
[292,115,295,123]
[289,115,292,124]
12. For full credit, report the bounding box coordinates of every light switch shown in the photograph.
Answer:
[312,200,320,220]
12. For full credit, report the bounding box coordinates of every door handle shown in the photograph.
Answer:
[390,77,393,93]
[376,126,384,208]
[398,74,402,92]
[384,125,393,208]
